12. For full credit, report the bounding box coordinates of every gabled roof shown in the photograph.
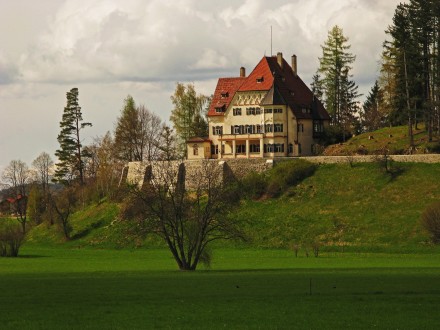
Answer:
[238,57,274,91]
[260,84,286,106]
[207,77,246,116]
[207,55,330,120]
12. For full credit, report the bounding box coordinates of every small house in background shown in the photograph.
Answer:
[187,137,211,159]
[187,52,330,159]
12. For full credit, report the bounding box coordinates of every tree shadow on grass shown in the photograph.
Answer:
[16,254,49,259]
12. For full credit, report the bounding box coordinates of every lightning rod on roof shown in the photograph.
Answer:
[271,25,273,56]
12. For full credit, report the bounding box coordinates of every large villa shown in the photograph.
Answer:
[187,52,330,159]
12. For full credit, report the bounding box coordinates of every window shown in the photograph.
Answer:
[233,108,242,116]
[256,125,262,134]
[264,108,273,114]
[211,145,219,155]
[298,143,302,154]
[302,108,311,114]
[274,124,283,132]
[297,123,304,132]
[274,144,284,153]
[250,144,260,153]
[265,124,273,133]
[215,106,225,113]
[245,125,254,134]
[264,144,274,153]
[256,76,264,83]
[236,144,246,154]
[221,92,229,98]
[246,107,260,115]
[233,125,241,134]
[288,143,294,154]
[274,108,283,113]
[193,144,198,156]
[313,120,324,133]
[212,126,223,135]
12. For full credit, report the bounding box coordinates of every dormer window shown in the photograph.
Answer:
[256,76,264,83]
[221,92,229,98]
[215,105,226,113]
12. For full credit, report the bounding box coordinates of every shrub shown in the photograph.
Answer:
[0,224,25,257]
[421,201,440,243]
[266,160,316,197]
[240,171,267,199]
[318,126,352,146]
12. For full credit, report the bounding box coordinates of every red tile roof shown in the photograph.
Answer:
[238,57,274,91]
[207,77,246,116]
[208,55,330,120]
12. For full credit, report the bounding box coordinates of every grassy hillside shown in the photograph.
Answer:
[23,162,440,252]
[236,162,440,251]
[324,125,440,155]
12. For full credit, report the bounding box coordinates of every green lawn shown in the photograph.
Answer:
[1,246,440,329]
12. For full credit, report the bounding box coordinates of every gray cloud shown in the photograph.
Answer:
[0,0,405,171]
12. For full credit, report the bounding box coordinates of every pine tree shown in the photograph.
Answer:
[170,83,209,157]
[114,95,139,162]
[310,72,324,102]
[361,81,384,132]
[114,96,163,162]
[54,88,92,185]
[317,25,359,128]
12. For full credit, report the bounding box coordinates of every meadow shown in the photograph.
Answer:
[3,161,440,328]
[1,245,440,329]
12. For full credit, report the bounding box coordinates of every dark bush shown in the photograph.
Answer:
[421,201,440,243]
[240,171,267,199]
[266,160,316,197]
[318,126,352,146]
[0,225,25,257]
[426,142,440,154]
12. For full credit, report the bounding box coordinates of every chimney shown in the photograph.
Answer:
[240,67,246,77]
[291,54,297,77]
[277,52,283,68]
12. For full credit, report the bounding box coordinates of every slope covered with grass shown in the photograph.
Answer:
[237,162,440,251]
[324,125,440,155]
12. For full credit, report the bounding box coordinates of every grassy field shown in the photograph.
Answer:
[1,246,440,329]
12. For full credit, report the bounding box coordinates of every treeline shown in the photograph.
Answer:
[0,83,210,249]
[366,0,440,145]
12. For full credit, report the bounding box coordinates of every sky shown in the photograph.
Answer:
[0,0,404,173]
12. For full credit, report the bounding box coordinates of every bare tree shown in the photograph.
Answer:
[138,105,163,161]
[83,132,121,199]
[1,160,31,233]
[48,188,77,240]
[122,160,243,270]
[32,152,54,194]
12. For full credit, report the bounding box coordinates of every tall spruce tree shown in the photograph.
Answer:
[114,95,139,162]
[361,81,384,132]
[383,0,440,145]
[54,88,92,185]
[317,25,360,129]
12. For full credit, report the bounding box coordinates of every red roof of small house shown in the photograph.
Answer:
[207,77,246,117]
[187,137,211,143]
[207,55,330,121]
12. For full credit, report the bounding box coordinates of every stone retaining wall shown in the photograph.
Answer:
[127,154,440,187]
